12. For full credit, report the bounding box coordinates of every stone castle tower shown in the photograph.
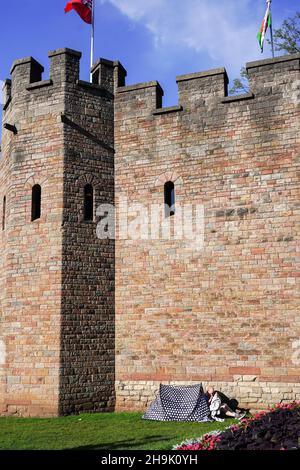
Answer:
[0,49,299,416]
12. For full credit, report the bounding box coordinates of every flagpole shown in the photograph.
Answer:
[267,0,275,58]
[90,1,95,82]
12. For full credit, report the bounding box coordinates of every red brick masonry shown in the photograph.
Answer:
[115,54,300,411]
[0,51,299,416]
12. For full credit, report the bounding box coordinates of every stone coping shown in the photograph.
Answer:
[246,52,300,70]
[118,81,164,95]
[26,80,53,91]
[176,67,228,83]
[77,79,106,90]
[76,80,114,99]
[10,57,44,75]
[48,48,82,59]
[91,58,126,71]
[153,105,183,115]
[91,57,115,70]
[222,92,255,103]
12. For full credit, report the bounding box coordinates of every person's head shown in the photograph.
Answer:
[206,386,214,396]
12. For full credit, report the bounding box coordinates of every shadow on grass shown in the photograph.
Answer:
[68,435,174,451]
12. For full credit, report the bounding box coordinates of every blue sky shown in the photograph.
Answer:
[0,0,299,110]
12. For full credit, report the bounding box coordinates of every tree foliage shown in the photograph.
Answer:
[229,67,249,95]
[269,11,300,54]
[230,11,300,95]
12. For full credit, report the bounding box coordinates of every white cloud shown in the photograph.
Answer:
[100,0,264,75]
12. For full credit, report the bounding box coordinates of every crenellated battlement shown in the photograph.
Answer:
[10,56,44,94]
[3,50,299,118]
[91,58,127,93]
[114,52,300,415]
[1,47,122,418]
[1,48,299,417]
[2,48,127,116]
[116,52,300,115]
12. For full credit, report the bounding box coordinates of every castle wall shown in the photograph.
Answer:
[0,83,10,409]
[115,54,300,411]
[1,49,299,417]
[0,58,64,416]
[58,55,123,414]
[0,50,125,416]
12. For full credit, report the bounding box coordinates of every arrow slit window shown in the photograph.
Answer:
[2,196,6,230]
[164,181,175,217]
[31,185,41,222]
[84,184,94,221]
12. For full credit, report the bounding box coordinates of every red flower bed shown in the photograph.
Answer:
[175,402,300,451]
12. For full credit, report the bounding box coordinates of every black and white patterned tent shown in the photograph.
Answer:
[143,384,211,422]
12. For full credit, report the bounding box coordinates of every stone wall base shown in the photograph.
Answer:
[2,378,299,417]
[0,402,59,418]
[115,379,300,413]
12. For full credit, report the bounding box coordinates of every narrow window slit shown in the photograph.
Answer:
[164,181,175,217]
[31,185,41,221]
[2,196,6,230]
[84,184,94,221]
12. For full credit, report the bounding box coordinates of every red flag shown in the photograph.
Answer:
[65,0,93,25]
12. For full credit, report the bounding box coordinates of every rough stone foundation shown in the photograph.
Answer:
[116,380,300,413]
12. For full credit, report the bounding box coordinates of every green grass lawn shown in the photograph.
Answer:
[0,413,235,450]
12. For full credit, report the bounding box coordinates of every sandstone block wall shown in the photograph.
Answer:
[1,50,299,417]
[0,56,64,416]
[115,54,300,411]
[0,50,125,416]
[59,54,124,415]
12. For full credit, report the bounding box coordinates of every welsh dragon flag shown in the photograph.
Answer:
[257,3,272,52]
[65,0,93,24]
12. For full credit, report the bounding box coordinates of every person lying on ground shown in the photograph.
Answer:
[205,386,246,422]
